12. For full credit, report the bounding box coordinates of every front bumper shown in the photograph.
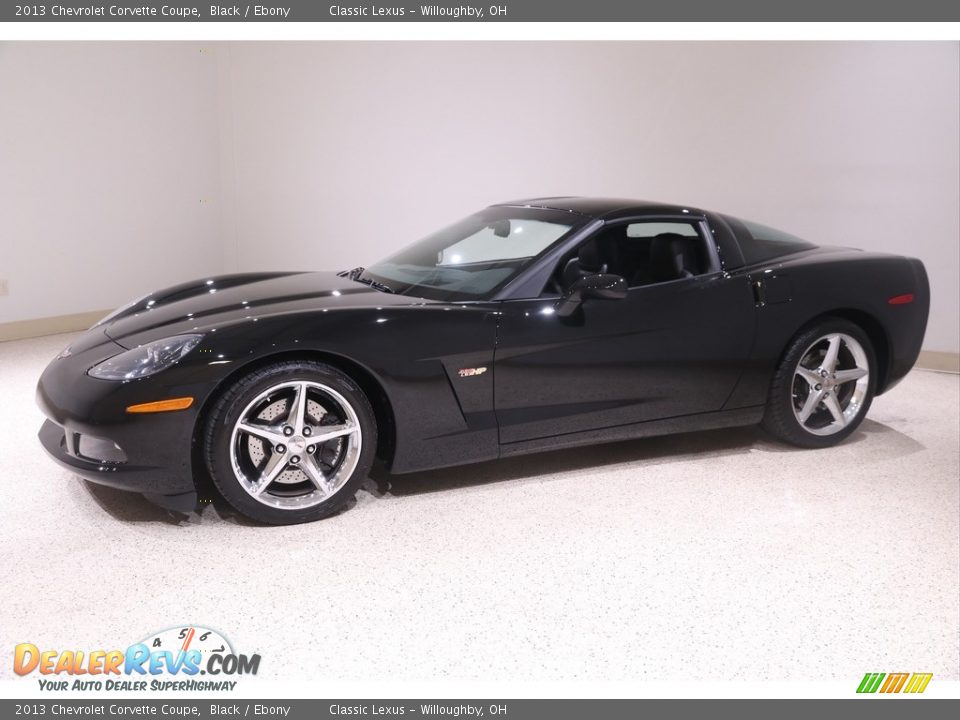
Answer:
[37,419,198,512]
[35,330,206,512]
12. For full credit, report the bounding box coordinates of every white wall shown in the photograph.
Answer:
[220,41,959,353]
[2,42,958,353]
[0,42,222,322]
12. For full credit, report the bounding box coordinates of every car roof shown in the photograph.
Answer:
[493,196,708,220]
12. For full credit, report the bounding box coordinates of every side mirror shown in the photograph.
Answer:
[555,273,628,318]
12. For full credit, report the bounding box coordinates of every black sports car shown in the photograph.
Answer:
[37,198,930,524]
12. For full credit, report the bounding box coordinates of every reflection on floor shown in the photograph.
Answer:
[1,332,957,684]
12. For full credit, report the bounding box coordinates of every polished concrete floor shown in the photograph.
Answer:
[0,332,957,684]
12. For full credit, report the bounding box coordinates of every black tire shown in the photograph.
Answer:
[203,360,377,525]
[761,318,877,449]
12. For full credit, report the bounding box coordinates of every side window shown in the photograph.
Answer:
[545,220,710,294]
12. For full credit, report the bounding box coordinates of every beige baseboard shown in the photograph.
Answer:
[0,310,109,343]
[916,350,960,373]
[2,312,959,374]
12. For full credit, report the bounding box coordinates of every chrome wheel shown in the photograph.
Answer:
[229,381,362,509]
[791,333,870,437]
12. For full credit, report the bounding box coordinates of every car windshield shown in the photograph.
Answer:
[358,207,584,301]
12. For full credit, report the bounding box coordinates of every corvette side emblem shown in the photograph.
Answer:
[458,367,488,378]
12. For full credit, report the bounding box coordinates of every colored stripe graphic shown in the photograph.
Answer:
[880,673,909,693]
[857,672,932,694]
[903,673,933,694]
[857,673,885,693]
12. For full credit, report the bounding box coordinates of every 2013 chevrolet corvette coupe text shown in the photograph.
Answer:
[37,198,930,524]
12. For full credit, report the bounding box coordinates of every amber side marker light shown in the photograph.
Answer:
[888,293,915,305]
[126,397,194,414]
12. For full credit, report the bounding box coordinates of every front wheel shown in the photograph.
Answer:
[203,360,377,524]
[761,319,876,448]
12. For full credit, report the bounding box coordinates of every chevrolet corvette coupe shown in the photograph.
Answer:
[37,198,930,524]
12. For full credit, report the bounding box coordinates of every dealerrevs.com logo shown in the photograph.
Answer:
[14,626,261,692]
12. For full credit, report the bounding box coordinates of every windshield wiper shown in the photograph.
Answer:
[338,266,365,280]
[352,275,395,294]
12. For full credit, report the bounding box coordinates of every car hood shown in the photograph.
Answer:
[102,271,429,347]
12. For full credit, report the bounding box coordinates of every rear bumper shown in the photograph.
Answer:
[878,257,931,395]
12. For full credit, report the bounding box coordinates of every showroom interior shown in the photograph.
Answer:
[0,42,957,685]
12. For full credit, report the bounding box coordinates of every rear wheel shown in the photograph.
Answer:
[762,319,875,448]
[204,360,377,524]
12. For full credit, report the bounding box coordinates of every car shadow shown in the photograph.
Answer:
[81,418,924,523]
[82,475,348,527]
[366,418,924,498]
[366,425,758,498]
[83,482,190,525]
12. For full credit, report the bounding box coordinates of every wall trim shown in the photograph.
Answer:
[916,350,960,373]
[2,312,959,374]
[0,310,109,343]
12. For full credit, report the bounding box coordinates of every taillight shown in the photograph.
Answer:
[888,293,915,305]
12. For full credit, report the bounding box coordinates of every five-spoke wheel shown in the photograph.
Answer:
[230,381,362,509]
[791,333,870,436]
[204,361,376,524]
[763,319,876,448]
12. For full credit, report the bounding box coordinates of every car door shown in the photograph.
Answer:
[493,219,756,445]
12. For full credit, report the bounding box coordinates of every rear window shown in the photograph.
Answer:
[722,215,816,265]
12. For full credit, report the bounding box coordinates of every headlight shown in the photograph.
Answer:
[88,334,204,381]
[89,293,152,330]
